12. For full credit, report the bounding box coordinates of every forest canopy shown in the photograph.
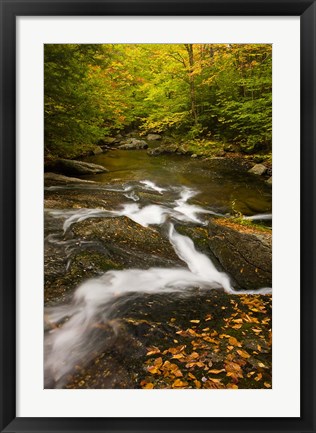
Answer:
[44,43,272,158]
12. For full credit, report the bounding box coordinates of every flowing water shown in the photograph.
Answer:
[44,150,272,388]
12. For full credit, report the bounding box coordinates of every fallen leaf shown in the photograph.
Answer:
[231,324,242,329]
[208,369,225,374]
[154,357,163,367]
[190,320,200,324]
[172,379,188,388]
[237,349,251,359]
[146,347,160,356]
[204,379,225,389]
[194,380,201,388]
[264,382,271,388]
[255,373,263,381]
[172,354,185,360]
[225,361,243,382]
[142,382,154,389]
[147,365,160,375]
[228,337,241,347]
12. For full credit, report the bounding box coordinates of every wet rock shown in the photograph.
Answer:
[118,138,148,150]
[207,219,272,290]
[147,144,179,156]
[46,158,108,176]
[191,154,198,158]
[72,216,184,270]
[99,136,117,145]
[91,146,103,155]
[248,163,268,176]
[147,133,161,141]
[215,149,226,157]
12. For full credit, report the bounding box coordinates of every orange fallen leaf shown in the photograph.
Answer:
[147,366,160,375]
[154,357,163,367]
[228,337,241,347]
[146,347,161,356]
[172,379,188,388]
[142,382,154,389]
[231,324,242,329]
[194,380,201,388]
[255,373,263,381]
[208,369,225,374]
[227,383,238,389]
[172,354,185,360]
[237,349,251,359]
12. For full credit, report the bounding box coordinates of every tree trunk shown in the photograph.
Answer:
[185,44,198,125]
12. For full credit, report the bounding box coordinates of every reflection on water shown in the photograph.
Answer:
[84,150,271,216]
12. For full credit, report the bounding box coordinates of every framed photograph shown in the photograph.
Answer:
[0,1,315,432]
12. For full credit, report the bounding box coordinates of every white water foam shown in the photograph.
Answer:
[139,180,167,194]
[243,213,272,221]
[46,184,220,232]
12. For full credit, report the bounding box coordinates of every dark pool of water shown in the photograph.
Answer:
[84,150,271,217]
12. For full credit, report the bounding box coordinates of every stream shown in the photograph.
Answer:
[44,150,272,389]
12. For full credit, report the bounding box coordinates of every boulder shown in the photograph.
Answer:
[248,163,268,176]
[91,146,103,155]
[118,138,148,150]
[147,144,179,156]
[207,219,272,290]
[47,159,108,176]
[215,149,226,157]
[99,136,117,145]
[147,133,161,141]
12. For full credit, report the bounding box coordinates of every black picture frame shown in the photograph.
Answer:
[0,1,315,432]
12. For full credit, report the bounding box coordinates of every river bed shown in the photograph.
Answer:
[44,150,272,389]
